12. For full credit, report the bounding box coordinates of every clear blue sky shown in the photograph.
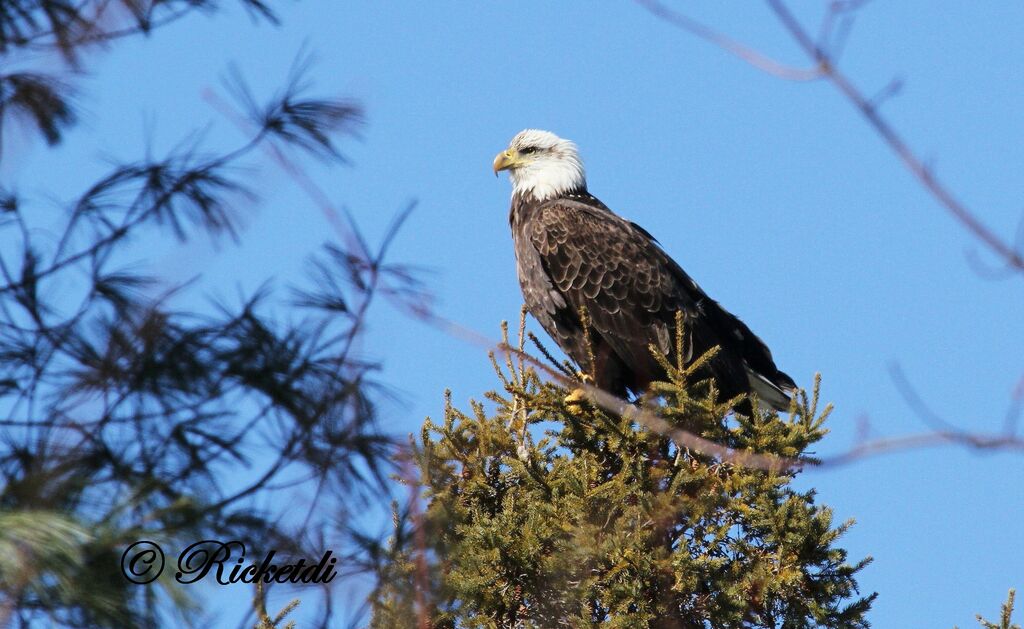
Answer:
[5,2,1022,626]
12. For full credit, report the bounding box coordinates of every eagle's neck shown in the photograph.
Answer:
[509,185,593,232]
[510,155,586,203]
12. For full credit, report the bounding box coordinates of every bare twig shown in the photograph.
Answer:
[819,429,1024,467]
[418,305,1024,469]
[634,0,824,81]
[1005,375,1024,436]
[888,363,966,435]
[399,455,431,629]
[762,0,1024,272]
[638,0,1024,272]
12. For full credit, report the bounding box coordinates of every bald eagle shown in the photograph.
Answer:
[493,129,796,411]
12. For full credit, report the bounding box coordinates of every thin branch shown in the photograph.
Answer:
[403,300,1024,470]
[1005,375,1024,436]
[634,0,824,81]
[0,131,266,296]
[818,429,1024,467]
[638,0,1024,272]
[888,362,965,435]
[762,0,1024,272]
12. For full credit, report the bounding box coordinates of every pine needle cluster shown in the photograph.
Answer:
[371,317,876,628]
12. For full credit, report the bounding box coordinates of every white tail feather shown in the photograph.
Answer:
[745,368,792,411]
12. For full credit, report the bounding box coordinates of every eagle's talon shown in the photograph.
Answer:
[564,387,588,415]
[565,388,587,404]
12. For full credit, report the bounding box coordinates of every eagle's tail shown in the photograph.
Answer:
[745,368,796,412]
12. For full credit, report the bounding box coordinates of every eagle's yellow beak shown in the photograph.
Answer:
[492,149,517,176]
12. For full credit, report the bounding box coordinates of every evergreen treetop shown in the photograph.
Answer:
[371,316,876,628]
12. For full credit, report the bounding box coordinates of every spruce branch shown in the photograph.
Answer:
[958,589,1020,629]
[371,320,875,627]
[252,581,300,629]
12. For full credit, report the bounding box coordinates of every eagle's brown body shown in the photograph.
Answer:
[510,188,795,410]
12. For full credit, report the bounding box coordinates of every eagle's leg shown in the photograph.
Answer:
[564,338,634,414]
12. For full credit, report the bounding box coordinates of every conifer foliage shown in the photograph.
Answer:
[371,318,876,628]
[0,2,419,627]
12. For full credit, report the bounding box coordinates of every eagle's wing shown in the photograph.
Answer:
[661,252,797,404]
[528,198,727,383]
[528,196,792,402]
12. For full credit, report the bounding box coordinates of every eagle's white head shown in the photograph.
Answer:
[493,129,586,201]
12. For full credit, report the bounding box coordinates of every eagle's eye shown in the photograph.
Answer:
[519,146,538,155]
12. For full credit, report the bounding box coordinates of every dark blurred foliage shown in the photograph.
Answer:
[0,2,422,627]
[0,0,277,62]
[0,0,281,154]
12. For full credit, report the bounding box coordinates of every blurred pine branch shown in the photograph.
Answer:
[1,2,419,627]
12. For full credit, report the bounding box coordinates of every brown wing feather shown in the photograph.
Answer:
[520,193,791,404]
